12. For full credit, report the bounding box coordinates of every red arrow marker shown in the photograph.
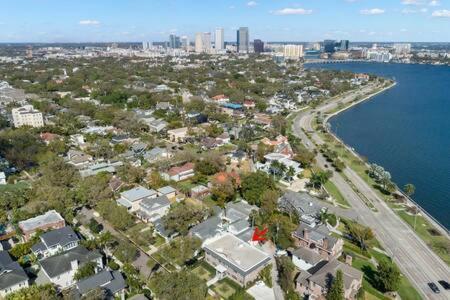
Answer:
[252,227,268,242]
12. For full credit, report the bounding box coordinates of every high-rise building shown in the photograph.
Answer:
[203,32,211,52]
[181,36,189,50]
[142,41,151,50]
[195,33,203,53]
[340,40,350,51]
[215,28,224,50]
[324,40,337,53]
[393,43,411,55]
[195,32,211,53]
[253,39,264,53]
[311,43,321,51]
[169,34,181,49]
[283,45,304,59]
[237,27,249,53]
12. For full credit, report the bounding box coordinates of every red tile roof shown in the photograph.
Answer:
[168,162,195,176]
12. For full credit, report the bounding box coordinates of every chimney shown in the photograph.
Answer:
[322,237,329,250]
[345,254,353,266]
[303,228,310,240]
[70,260,79,271]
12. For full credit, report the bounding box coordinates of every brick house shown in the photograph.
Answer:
[18,210,65,241]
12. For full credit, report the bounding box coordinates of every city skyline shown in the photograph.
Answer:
[1,0,450,43]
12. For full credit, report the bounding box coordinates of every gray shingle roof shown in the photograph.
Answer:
[140,195,170,212]
[39,246,102,278]
[308,259,363,290]
[293,223,337,251]
[292,247,323,265]
[76,270,126,296]
[0,251,28,290]
[190,216,222,241]
[36,226,79,249]
[278,191,322,217]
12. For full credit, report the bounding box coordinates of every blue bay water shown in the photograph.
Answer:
[308,62,450,229]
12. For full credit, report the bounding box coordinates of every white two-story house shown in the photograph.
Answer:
[136,195,171,223]
[116,186,157,212]
[0,251,29,297]
[31,226,80,260]
[39,246,103,289]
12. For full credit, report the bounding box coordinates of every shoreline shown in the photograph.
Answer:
[322,82,450,237]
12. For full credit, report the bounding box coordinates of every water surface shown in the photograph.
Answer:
[308,62,450,229]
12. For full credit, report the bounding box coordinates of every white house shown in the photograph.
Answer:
[116,186,157,212]
[161,162,195,182]
[0,251,29,297]
[256,153,303,180]
[31,226,80,260]
[148,119,168,133]
[39,246,103,289]
[157,186,177,199]
[136,195,171,223]
[167,127,189,142]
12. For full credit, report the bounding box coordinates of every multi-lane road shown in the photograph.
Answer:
[292,84,450,299]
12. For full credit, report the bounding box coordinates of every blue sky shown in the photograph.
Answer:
[1,0,450,43]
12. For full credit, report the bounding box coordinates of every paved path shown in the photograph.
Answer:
[292,85,450,300]
[270,258,284,300]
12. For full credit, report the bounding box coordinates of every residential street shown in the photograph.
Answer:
[292,85,450,300]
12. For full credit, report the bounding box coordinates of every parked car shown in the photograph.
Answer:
[428,282,440,294]
[438,280,450,290]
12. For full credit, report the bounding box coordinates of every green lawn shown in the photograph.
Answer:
[212,279,237,299]
[398,277,422,300]
[0,182,29,192]
[352,257,390,300]
[192,264,215,281]
[324,180,351,208]
[397,210,450,265]
[352,255,422,300]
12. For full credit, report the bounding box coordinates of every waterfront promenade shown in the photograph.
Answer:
[292,84,450,299]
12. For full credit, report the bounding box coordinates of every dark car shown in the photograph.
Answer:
[428,282,440,293]
[438,280,450,290]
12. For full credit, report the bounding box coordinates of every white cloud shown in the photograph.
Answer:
[402,0,439,6]
[272,8,313,15]
[429,0,440,6]
[360,8,385,15]
[79,20,100,26]
[432,9,450,17]
[402,0,425,5]
[247,1,257,7]
[400,28,408,32]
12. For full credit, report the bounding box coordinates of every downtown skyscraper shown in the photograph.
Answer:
[237,27,249,53]
[215,28,224,50]
[195,32,211,53]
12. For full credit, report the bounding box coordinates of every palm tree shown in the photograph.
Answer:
[310,170,332,191]
[403,183,415,197]
[286,166,296,182]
